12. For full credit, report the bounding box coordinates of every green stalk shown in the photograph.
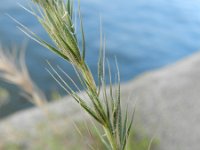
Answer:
[78,61,120,149]
[79,62,97,93]
[104,127,118,150]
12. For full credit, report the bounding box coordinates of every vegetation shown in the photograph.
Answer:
[0,46,46,106]
[16,0,135,149]
[0,120,158,150]
[0,0,159,149]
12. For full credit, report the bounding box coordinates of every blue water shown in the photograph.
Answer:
[1,0,200,117]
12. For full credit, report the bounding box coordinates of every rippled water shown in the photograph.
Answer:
[1,0,200,117]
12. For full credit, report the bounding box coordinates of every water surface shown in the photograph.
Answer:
[1,0,200,117]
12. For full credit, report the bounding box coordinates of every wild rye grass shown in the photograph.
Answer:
[15,0,135,149]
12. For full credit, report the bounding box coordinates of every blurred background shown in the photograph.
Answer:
[1,0,200,118]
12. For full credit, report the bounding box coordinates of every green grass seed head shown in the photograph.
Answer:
[17,0,134,149]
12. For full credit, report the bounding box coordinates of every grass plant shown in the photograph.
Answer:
[16,0,135,149]
[0,46,46,107]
